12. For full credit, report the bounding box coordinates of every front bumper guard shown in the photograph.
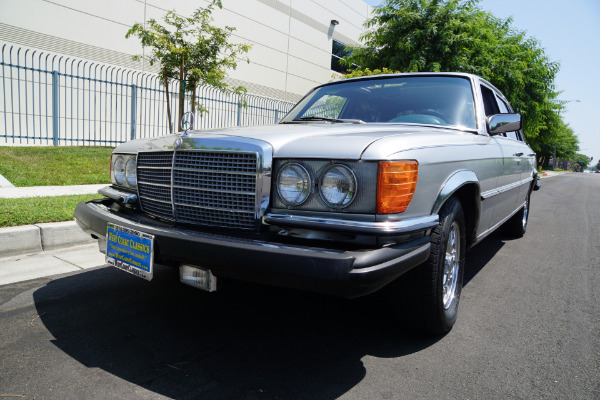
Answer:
[75,199,433,298]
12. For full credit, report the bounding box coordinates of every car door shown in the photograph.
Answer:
[495,96,535,208]
[479,84,523,227]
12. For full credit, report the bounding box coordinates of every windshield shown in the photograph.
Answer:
[281,76,477,130]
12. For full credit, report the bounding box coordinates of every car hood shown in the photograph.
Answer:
[117,123,479,160]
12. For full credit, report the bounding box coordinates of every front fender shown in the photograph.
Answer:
[431,170,480,215]
[431,170,481,247]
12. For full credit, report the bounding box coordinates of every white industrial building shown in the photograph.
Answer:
[0,0,372,103]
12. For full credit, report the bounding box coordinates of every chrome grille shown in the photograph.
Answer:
[137,150,259,229]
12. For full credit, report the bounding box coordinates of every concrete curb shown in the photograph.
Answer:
[0,220,95,257]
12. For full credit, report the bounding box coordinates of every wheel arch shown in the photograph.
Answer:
[431,170,481,248]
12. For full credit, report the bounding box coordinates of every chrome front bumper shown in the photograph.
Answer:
[74,199,433,298]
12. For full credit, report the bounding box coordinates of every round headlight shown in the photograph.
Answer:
[277,163,311,206]
[319,164,357,208]
[125,157,137,187]
[113,156,125,186]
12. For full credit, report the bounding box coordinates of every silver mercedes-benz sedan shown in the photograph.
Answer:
[75,72,539,334]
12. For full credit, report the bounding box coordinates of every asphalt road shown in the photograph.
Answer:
[1,174,598,400]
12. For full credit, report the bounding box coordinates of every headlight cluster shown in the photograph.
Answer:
[273,159,418,215]
[111,153,137,189]
[276,162,357,209]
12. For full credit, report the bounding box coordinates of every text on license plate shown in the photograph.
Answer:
[106,223,154,281]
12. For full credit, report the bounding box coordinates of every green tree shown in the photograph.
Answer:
[536,119,579,167]
[572,153,591,172]
[126,0,250,133]
[344,0,562,152]
[339,67,400,79]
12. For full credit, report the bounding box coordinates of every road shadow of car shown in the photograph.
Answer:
[464,230,506,286]
[32,233,506,399]
[33,265,439,399]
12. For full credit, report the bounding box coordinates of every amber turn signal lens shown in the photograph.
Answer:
[377,161,418,214]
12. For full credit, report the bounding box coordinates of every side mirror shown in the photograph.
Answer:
[486,113,522,135]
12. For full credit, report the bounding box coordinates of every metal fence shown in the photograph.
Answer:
[0,44,295,146]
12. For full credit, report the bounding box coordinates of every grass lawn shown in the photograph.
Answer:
[0,194,100,227]
[0,146,113,186]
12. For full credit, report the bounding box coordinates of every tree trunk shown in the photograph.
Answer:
[178,55,185,129]
[191,84,196,117]
[163,67,172,134]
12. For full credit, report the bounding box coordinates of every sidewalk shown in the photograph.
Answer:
[0,171,569,285]
[538,170,568,178]
[0,243,105,285]
[0,183,106,198]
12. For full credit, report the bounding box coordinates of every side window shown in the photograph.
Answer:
[480,85,500,116]
[481,85,522,141]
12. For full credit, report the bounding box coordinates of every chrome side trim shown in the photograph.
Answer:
[481,177,533,200]
[432,170,479,214]
[263,213,439,235]
[476,200,526,242]
[99,186,138,204]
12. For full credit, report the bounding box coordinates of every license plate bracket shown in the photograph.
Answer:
[106,223,154,281]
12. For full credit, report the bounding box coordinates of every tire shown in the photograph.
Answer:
[502,192,530,238]
[386,197,466,336]
[423,197,466,334]
[401,197,466,335]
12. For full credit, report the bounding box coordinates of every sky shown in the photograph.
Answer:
[363,0,600,163]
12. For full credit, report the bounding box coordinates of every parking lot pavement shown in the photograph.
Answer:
[0,243,105,286]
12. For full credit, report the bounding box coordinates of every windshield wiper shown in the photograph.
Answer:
[291,116,365,124]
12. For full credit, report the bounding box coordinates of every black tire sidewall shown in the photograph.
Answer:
[425,197,466,334]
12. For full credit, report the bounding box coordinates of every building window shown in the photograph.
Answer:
[331,40,353,73]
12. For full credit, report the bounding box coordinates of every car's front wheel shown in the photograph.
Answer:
[394,197,466,335]
[419,197,466,335]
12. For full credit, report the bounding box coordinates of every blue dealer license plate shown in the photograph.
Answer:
[106,223,154,281]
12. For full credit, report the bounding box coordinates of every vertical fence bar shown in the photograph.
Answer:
[130,84,137,140]
[9,47,15,143]
[1,45,7,142]
[52,70,59,146]
[23,50,29,144]
[16,49,23,143]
